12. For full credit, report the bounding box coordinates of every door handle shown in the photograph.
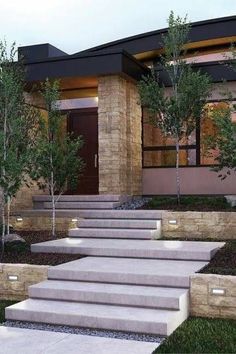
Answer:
[94,154,98,168]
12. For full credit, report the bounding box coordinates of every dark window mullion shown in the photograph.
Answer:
[143,145,196,151]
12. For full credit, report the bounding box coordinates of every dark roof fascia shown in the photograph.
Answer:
[24,49,149,83]
[157,60,236,86]
[73,15,236,57]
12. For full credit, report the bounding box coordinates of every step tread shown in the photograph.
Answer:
[44,202,121,210]
[48,256,207,278]
[6,298,179,322]
[79,219,160,229]
[30,280,188,299]
[46,256,207,288]
[69,228,157,239]
[18,209,162,219]
[5,298,186,335]
[33,195,122,202]
[32,238,223,261]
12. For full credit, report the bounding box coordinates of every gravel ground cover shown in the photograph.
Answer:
[4,320,163,344]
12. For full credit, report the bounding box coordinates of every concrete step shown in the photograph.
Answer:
[33,195,124,202]
[5,298,188,336]
[79,219,160,229]
[29,280,188,310]
[32,239,223,261]
[44,202,121,210]
[68,228,159,239]
[18,209,162,219]
[47,257,207,288]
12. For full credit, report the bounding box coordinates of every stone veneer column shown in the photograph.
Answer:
[98,75,142,195]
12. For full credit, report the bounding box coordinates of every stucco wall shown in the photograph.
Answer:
[190,274,236,319]
[143,167,236,195]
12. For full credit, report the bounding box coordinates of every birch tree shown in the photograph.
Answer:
[30,79,84,237]
[0,40,39,256]
[138,12,211,203]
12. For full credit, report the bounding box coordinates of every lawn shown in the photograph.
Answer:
[144,196,235,211]
[1,231,81,265]
[154,317,236,353]
[0,300,16,324]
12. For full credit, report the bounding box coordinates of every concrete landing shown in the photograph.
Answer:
[32,238,223,261]
[0,327,158,354]
[48,256,207,287]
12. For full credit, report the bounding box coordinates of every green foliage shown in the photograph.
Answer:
[30,79,84,194]
[138,12,211,203]
[0,40,39,238]
[207,103,236,180]
[0,300,17,323]
[154,317,236,353]
[30,79,84,236]
[146,195,231,211]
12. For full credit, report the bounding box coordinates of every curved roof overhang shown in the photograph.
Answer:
[74,16,236,61]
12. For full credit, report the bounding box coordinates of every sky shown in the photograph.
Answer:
[0,0,236,55]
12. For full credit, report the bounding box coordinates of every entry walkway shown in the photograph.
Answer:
[0,327,158,354]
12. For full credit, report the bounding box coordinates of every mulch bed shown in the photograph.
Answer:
[141,196,236,211]
[200,240,236,275]
[1,231,81,266]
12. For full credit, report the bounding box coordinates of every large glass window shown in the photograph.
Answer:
[142,102,234,167]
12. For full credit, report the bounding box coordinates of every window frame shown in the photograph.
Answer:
[142,107,220,168]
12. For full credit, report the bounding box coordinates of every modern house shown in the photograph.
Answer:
[17,15,236,207]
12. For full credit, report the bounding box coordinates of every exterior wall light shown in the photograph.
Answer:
[71,218,78,222]
[168,220,177,225]
[8,275,18,281]
[211,288,226,295]
[16,216,23,222]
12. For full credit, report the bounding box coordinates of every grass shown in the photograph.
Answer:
[0,300,16,324]
[154,317,236,353]
[145,196,235,211]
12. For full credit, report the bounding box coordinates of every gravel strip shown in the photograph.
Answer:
[4,320,164,344]
[116,197,151,210]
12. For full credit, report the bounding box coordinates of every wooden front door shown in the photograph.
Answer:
[67,108,98,194]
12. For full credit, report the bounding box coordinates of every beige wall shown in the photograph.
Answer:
[190,274,236,319]
[161,210,236,239]
[0,263,48,301]
[98,75,142,195]
[143,167,236,195]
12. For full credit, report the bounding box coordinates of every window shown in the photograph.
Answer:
[142,102,234,168]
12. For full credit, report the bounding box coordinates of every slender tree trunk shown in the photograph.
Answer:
[6,196,11,235]
[1,194,5,261]
[175,138,181,205]
[1,106,7,259]
[50,171,56,239]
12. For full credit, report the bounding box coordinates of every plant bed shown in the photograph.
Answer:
[154,317,236,353]
[161,238,236,276]
[200,240,236,275]
[1,231,81,266]
[143,196,235,211]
